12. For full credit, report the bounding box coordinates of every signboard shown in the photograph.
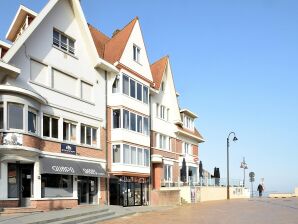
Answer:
[61,143,76,155]
[0,132,23,146]
[120,176,147,183]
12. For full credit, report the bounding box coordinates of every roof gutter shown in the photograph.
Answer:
[95,59,118,74]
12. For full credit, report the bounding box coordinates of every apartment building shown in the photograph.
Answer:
[150,56,204,192]
[89,17,152,207]
[0,0,118,209]
[0,0,204,209]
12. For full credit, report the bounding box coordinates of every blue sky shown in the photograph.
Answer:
[1,0,298,193]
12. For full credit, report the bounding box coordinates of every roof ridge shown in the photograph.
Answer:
[151,55,169,66]
[87,23,110,40]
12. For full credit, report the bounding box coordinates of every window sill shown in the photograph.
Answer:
[29,81,95,105]
[52,45,78,60]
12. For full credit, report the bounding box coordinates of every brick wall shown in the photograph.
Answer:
[0,200,19,207]
[99,177,107,205]
[192,144,199,157]
[31,199,77,211]
[173,161,180,183]
[152,163,163,189]
[151,189,181,206]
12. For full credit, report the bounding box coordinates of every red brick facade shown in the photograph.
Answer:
[31,199,78,211]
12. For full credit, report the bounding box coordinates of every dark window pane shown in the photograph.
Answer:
[123,144,130,164]
[112,77,119,93]
[28,111,37,133]
[43,116,50,137]
[8,103,23,130]
[113,109,120,128]
[123,75,129,95]
[123,110,129,129]
[61,35,67,50]
[63,122,69,141]
[143,117,149,135]
[137,83,142,101]
[53,30,60,47]
[143,86,148,104]
[130,113,136,131]
[130,79,135,98]
[41,174,73,198]
[86,126,91,145]
[51,118,58,138]
[92,128,97,146]
[131,147,136,164]
[81,125,85,144]
[0,105,4,129]
[68,39,75,54]
[8,164,17,198]
[137,115,142,133]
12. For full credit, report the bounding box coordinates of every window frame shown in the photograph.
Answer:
[80,124,98,147]
[7,103,24,130]
[63,120,77,143]
[53,29,76,55]
[43,114,59,139]
[28,107,38,134]
[133,44,141,63]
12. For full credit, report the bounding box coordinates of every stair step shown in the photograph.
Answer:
[29,208,110,224]
[52,211,116,224]
[0,207,43,215]
[80,211,136,224]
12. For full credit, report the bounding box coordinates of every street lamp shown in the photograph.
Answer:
[240,157,248,187]
[227,132,238,200]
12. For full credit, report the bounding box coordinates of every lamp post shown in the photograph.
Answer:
[240,157,248,187]
[227,132,238,200]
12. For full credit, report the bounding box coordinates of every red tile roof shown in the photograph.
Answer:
[177,125,204,142]
[88,17,138,64]
[88,23,110,58]
[150,56,168,89]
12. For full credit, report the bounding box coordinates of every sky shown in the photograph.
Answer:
[1,0,298,193]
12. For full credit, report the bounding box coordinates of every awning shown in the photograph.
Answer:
[40,157,107,177]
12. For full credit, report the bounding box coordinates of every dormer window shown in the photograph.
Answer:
[53,29,75,55]
[133,45,140,63]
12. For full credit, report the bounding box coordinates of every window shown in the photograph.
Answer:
[130,113,136,131]
[41,174,73,198]
[123,110,129,129]
[81,81,93,102]
[122,74,148,104]
[137,148,143,166]
[156,104,159,117]
[52,69,77,97]
[113,145,120,163]
[123,144,130,164]
[112,76,120,93]
[43,115,58,138]
[158,134,169,150]
[184,142,191,155]
[144,149,149,166]
[184,116,194,129]
[30,59,48,85]
[160,106,166,120]
[0,103,3,129]
[8,164,17,198]
[123,75,129,95]
[8,103,23,130]
[28,108,37,134]
[81,124,97,147]
[137,115,142,133]
[130,79,136,98]
[63,121,76,142]
[137,83,142,101]
[53,29,75,55]
[143,86,148,104]
[133,45,141,63]
[161,82,165,91]
[164,164,172,181]
[143,117,149,135]
[131,146,137,165]
[113,109,121,129]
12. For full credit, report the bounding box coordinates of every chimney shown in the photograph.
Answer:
[112,29,121,37]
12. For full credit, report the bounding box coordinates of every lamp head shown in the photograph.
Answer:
[233,136,238,142]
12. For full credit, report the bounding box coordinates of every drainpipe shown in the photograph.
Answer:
[105,70,109,205]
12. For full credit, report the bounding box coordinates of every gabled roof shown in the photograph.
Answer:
[104,17,138,64]
[88,23,110,58]
[6,5,37,42]
[177,125,205,143]
[150,56,168,90]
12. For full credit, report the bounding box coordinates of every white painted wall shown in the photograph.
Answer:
[111,164,150,174]
[119,20,153,82]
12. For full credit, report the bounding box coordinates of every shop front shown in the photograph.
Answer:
[40,157,106,206]
[110,176,149,206]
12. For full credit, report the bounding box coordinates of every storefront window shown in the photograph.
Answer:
[28,108,37,133]
[8,164,18,198]
[41,174,73,198]
[8,103,23,130]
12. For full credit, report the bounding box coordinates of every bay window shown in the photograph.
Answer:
[114,144,149,166]
[8,103,23,130]
[122,74,149,104]
[123,144,130,164]
[130,113,136,131]
[123,109,129,129]
[137,115,142,133]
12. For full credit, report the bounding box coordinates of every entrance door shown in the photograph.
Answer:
[78,177,97,205]
[20,165,33,207]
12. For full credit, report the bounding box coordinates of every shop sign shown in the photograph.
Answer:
[0,132,23,146]
[61,143,76,155]
[120,176,146,183]
[51,165,75,173]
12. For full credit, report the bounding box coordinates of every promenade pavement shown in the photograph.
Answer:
[101,198,298,224]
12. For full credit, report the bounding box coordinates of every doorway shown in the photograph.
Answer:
[78,176,97,205]
[7,163,33,207]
